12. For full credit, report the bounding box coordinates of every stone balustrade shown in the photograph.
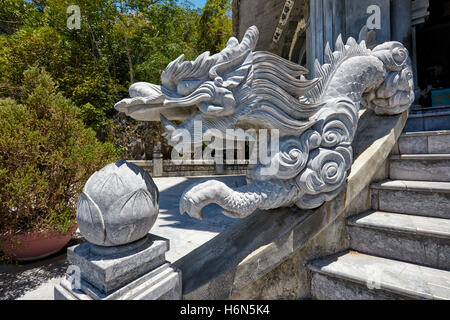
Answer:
[130,159,248,177]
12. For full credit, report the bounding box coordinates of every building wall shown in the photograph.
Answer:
[233,0,414,76]
[233,0,309,62]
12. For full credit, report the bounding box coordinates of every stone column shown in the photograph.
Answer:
[214,162,225,175]
[307,0,346,77]
[410,0,430,104]
[54,160,181,300]
[391,0,412,52]
[411,25,420,104]
[152,142,163,177]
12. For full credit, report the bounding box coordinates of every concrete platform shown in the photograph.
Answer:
[0,175,245,300]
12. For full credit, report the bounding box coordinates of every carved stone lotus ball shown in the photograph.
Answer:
[76,160,159,246]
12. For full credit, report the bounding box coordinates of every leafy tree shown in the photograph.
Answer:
[0,67,118,243]
[198,0,232,54]
[0,0,43,34]
[0,0,232,158]
[0,26,71,97]
[0,0,234,260]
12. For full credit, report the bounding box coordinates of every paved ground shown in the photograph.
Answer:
[0,175,246,300]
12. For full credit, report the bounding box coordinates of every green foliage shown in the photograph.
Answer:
[0,0,43,34]
[0,1,232,258]
[0,26,71,95]
[198,0,232,54]
[0,67,118,237]
[0,0,232,155]
[0,0,234,260]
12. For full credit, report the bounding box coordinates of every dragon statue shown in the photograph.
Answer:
[115,26,414,220]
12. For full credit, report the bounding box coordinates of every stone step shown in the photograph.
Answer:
[371,180,450,218]
[348,211,450,270]
[397,130,450,154]
[389,154,450,182]
[308,251,450,300]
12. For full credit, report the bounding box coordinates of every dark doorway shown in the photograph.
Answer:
[416,0,450,107]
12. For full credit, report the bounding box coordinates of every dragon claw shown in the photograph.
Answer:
[178,180,232,220]
[179,194,204,220]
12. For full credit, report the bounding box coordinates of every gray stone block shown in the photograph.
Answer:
[389,156,450,182]
[404,116,424,132]
[371,180,450,218]
[371,188,380,210]
[429,134,450,154]
[424,113,450,131]
[311,272,409,300]
[404,112,450,132]
[152,154,163,177]
[308,251,450,299]
[398,135,428,154]
[66,234,169,294]
[55,263,181,300]
[397,130,450,154]
[348,211,450,270]
[377,189,450,218]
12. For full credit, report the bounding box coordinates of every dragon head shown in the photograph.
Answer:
[115,26,321,148]
[115,26,258,147]
[363,41,414,115]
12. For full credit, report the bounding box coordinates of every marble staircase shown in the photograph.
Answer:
[308,130,450,299]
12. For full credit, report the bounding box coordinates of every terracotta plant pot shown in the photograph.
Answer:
[0,225,77,261]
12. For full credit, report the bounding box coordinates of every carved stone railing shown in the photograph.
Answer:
[173,108,407,299]
[112,24,414,299]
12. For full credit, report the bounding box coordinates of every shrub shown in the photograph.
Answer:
[0,67,118,253]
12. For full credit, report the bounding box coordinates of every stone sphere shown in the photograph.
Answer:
[76,160,159,246]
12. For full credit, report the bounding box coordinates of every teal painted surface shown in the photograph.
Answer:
[432,88,450,107]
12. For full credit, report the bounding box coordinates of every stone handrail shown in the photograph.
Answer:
[173,108,408,299]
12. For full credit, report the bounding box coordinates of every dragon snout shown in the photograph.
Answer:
[364,63,414,115]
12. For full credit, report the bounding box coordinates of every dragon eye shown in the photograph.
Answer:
[177,80,202,96]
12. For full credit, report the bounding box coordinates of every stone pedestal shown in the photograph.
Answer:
[214,162,225,175]
[152,154,163,177]
[54,234,181,300]
[152,142,163,177]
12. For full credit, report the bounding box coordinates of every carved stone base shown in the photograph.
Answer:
[54,233,181,300]
[54,263,181,300]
